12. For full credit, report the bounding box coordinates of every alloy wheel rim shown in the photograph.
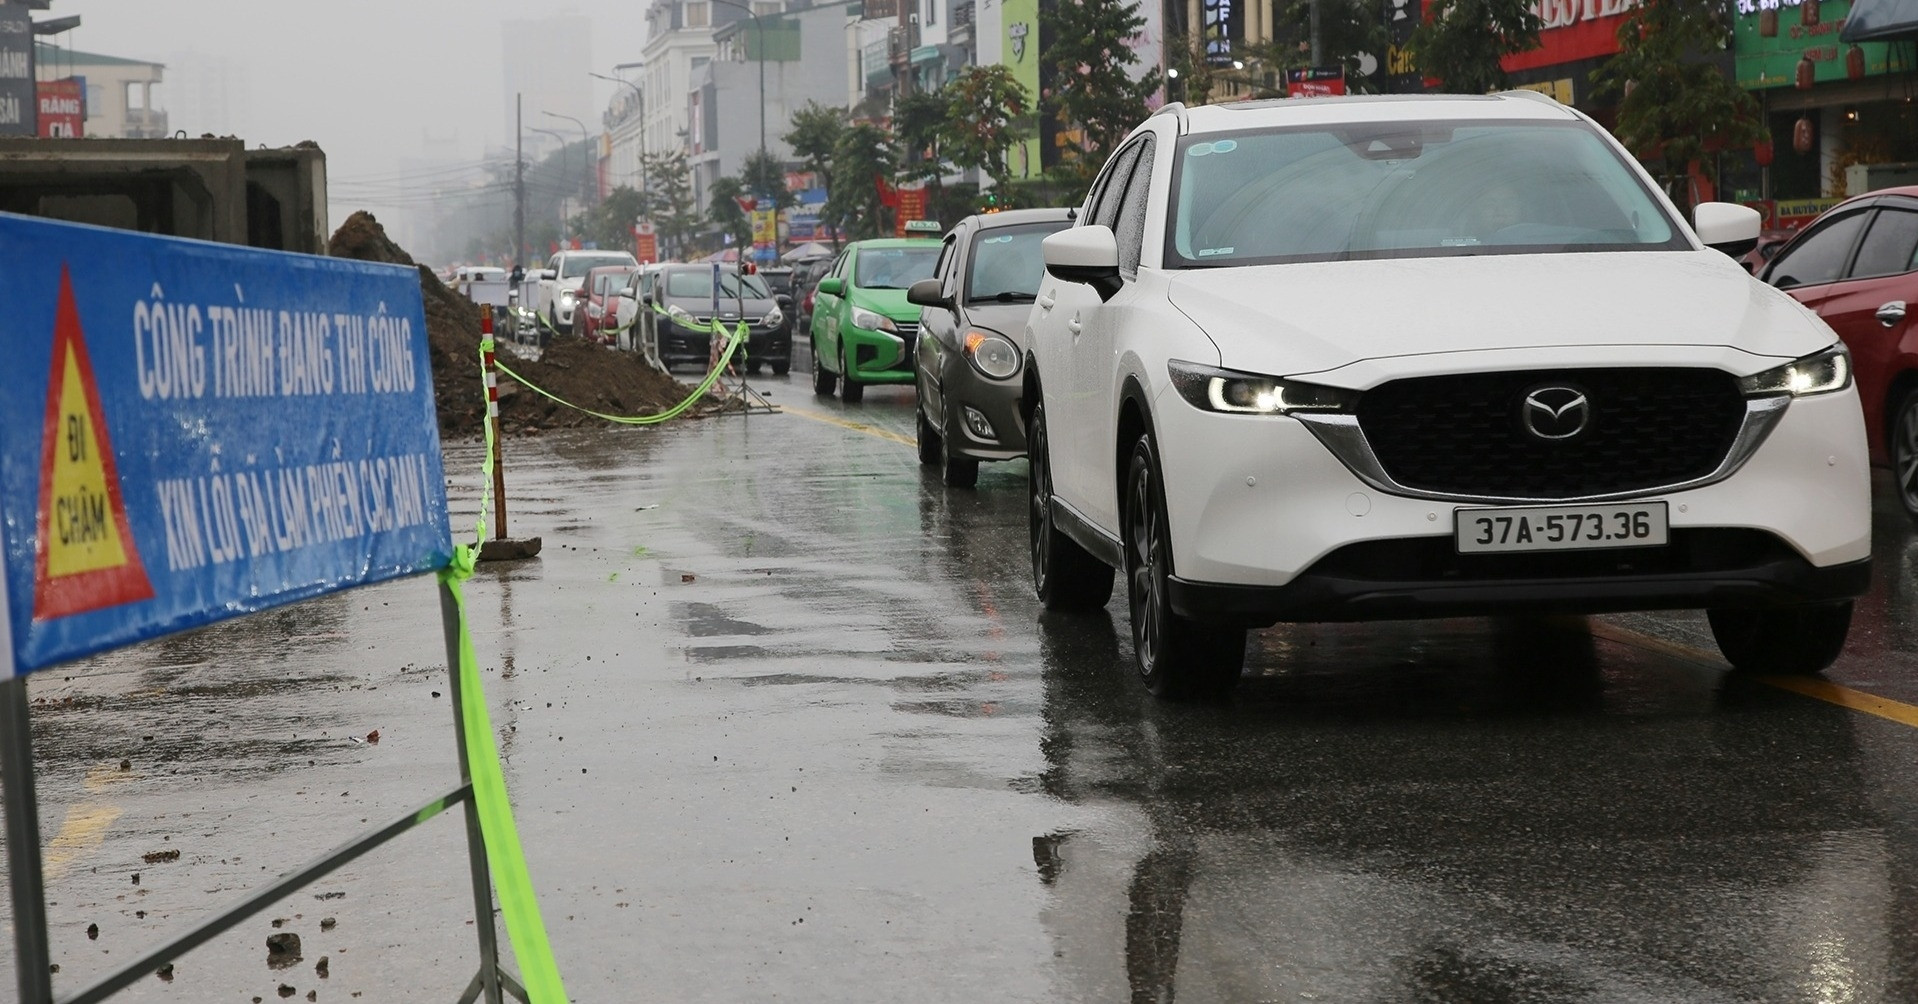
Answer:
[1128,464,1161,669]
[1030,423,1050,586]
[1901,404,1918,508]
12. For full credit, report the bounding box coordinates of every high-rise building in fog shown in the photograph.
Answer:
[501,16,593,157]
[162,49,249,139]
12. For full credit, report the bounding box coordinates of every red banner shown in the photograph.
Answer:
[36,79,82,138]
[1285,67,1346,97]
[894,188,930,237]
[1502,0,1632,73]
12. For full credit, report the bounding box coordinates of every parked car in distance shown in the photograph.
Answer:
[1024,91,1869,700]
[909,207,1076,487]
[577,265,638,345]
[533,249,639,337]
[809,237,943,402]
[645,264,791,374]
[1758,184,1918,519]
[611,264,666,354]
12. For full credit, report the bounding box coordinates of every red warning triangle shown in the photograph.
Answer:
[33,266,155,620]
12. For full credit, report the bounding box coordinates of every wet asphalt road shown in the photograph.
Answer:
[7,347,1918,1003]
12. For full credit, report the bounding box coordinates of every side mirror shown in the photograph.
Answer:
[1694,202,1761,259]
[816,277,845,297]
[775,293,793,307]
[641,292,655,305]
[906,278,949,308]
[1044,226,1122,301]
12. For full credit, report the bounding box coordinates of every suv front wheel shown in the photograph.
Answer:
[1708,602,1852,675]
[1124,433,1245,698]
[1028,401,1114,611]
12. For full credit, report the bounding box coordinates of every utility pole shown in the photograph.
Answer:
[1310,0,1322,66]
[515,93,526,268]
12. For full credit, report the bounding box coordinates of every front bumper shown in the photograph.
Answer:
[843,324,916,385]
[1150,385,1873,618]
[938,356,1027,462]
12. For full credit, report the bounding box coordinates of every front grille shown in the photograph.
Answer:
[1355,368,1747,499]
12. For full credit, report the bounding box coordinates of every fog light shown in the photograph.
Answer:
[963,406,996,440]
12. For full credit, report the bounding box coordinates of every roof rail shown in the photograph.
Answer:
[1496,88,1561,107]
[1151,101,1189,133]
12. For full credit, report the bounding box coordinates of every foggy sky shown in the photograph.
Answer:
[59,0,656,240]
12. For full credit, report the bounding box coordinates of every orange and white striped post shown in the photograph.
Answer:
[476,313,542,561]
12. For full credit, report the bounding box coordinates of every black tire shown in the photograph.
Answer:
[941,426,980,489]
[840,348,864,403]
[812,340,837,396]
[1709,602,1853,675]
[1892,387,1918,523]
[916,404,941,467]
[1028,401,1115,612]
[771,357,791,376]
[746,359,763,375]
[1124,434,1245,699]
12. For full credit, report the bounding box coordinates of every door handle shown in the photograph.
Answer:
[1066,313,1082,336]
[1038,291,1056,312]
[1879,300,1908,328]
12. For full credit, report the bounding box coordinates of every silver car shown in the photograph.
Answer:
[908,207,1075,487]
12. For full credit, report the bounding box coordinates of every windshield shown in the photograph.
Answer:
[855,247,940,290]
[1166,120,1683,267]
[561,254,636,279]
[592,271,631,295]
[967,222,1068,303]
[665,270,771,299]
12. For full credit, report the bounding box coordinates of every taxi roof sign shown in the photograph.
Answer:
[902,219,942,234]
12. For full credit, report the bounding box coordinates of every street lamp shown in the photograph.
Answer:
[590,68,647,197]
[707,0,767,157]
[543,110,594,204]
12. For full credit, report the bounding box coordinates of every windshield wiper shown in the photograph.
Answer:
[973,291,1036,303]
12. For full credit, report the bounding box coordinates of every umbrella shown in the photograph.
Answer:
[1841,0,1918,41]
[782,241,833,262]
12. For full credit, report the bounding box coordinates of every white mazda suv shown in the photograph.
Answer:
[1023,92,1871,699]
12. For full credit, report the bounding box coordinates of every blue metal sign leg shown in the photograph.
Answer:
[441,581,509,1004]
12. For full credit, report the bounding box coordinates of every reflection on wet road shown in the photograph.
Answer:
[6,359,1918,1002]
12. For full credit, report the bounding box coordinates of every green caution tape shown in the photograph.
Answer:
[483,320,750,427]
[439,546,570,1004]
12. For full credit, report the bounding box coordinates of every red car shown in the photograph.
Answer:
[576,265,637,345]
[1759,185,1918,518]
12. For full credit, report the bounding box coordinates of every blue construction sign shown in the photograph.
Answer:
[0,214,452,677]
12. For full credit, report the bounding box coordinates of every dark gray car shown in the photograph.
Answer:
[908,207,1075,488]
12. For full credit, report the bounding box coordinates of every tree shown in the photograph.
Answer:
[785,102,846,246]
[740,149,795,215]
[1037,0,1159,184]
[1592,1,1764,213]
[828,122,897,240]
[571,186,648,254]
[894,90,952,188]
[940,64,1032,194]
[641,149,702,259]
[708,175,755,257]
[1404,0,1542,94]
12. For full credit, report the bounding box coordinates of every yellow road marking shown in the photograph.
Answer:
[780,402,917,447]
[1590,621,1918,729]
[43,803,123,881]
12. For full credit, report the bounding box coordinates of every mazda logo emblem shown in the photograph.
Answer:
[1521,385,1590,440]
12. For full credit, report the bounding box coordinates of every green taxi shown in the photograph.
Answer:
[809,236,943,402]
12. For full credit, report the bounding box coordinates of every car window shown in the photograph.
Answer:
[966,221,1070,302]
[1165,119,1684,267]
[561,255,636,279]
[664,269,769,299]
[934,233,958,289]
[1114,136,1157,274]
[854,247,940,289]
[1849,208,1918,280]
[1087,142,1142,231]
[1768,210,1869,289]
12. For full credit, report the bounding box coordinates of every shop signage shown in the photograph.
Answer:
[1734,0,1896,88]
[1503,0,1634,73]
[1286,68,1347,96]
[893,188,930,237]
[37,79,83,138]
[1202,0,1235,65]
[1002,0,1040,179]
[0,8,34,137]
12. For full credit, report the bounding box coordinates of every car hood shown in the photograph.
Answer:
[960,300,1039,342]
[852,286,920,320]
[1164,252,1834,382]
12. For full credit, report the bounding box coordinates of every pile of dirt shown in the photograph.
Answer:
[325,211,707,437]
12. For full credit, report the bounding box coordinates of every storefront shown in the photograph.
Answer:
[1734,0,1918,224]
[1500,0,1636,114]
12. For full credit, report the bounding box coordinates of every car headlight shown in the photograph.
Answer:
[667,304,696,327]
[964,330,1020,380]
[764,306,783,328]
[850,306,897,333]
[1168,360,1357,415]
[560,289,576,304]
[1737,344,1851,397]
